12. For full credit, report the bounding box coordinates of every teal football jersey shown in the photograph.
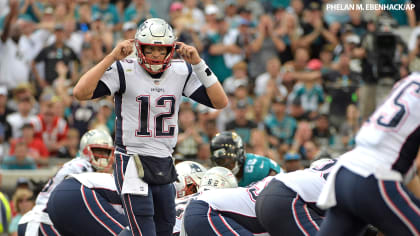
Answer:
[238,153,283,187]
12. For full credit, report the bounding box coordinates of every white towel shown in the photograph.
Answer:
[121,156,148,196]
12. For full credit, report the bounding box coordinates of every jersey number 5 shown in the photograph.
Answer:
[136,95,175,137]
[371,81,420,129]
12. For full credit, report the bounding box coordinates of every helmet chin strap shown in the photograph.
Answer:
[231,162,240,175]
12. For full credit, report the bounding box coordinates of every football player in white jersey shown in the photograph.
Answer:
[317,74,420,236]
[174,166,238,236]
[255,158,336,236]
[17,129,114,236]
[46,172,127,236]
[73,18,228,236]
[184,159,337,236]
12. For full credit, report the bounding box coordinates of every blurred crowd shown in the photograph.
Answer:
[0,0,418,219]
[0,0,419,234]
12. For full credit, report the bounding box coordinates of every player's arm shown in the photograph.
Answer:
[1,0,19,43]
[176,42,228,109]
[73,40,133,100]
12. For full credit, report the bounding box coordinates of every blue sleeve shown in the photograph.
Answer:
[92,81,111,99]
[188,86,214,108]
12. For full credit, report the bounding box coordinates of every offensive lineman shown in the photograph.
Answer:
[17,129,114,235]
[184,159,336,236]
[73,18,228,236]
[317,74,420,235]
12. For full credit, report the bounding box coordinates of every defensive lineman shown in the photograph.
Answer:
[210,131,282,187]
[73,18,228,236]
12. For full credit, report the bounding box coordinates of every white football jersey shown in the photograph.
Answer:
[100,59,202,157]
[339,73,420,182]
[274,159,337,202]
[196,178,273,236]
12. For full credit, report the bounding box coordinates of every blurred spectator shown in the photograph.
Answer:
[223,61,249,95]
[272,9,299,63]
[176,108,205,160]
[288,59,324,120]
[303,139,332,161]
[319,44,335,72]
[226,100,257,145]
[264,97,297,148]
[57,127,79,159]
[9,188,34,236]
[291,120,313,158]
[202,4,221,36]
[323,53,361,127]
[323,0,351,25]
[32,23,80,89]
[92,0,120,29]
[377,0,416,27]
[6,94,35,138]
[409,35,420,72]
[89,99,115,135]
[121,21,137,58]
[19,0,44,23]
[66,98,96,137]
[247,14,287,79]
[0,1,47,90]
[181,0,205,33]
[283,152,303,172]
[9,123,49,166]
[123,0,157,25]
[0,191,11,235]
[31,91,68,155]
[249,129,278,162]
[169,2,203,52]
[1,140,36,170]
[223,0,240,28]
[298,2,338,59]
[339,104,360,151]
[312,113,336,149]
[254,57,288,98]
[203,17,236,83]
[223,17,250,68]
[0,86,13,141]
[8,83,37,116]
[9,177,31,217]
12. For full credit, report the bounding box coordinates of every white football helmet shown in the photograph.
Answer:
[134,18,176,73]
[175,161,207,198]
[79,129,114,171]
[198,167,238,192]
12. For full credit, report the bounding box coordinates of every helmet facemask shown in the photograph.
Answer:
[135,42,175,73]
[84,144,115,172]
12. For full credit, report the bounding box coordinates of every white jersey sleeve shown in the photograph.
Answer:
[182,68,202,97]
[100,61,121,95]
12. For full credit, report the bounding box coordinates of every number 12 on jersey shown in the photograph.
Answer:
[136,95,176,137]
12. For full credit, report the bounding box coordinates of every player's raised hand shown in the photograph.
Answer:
[176,42,201,65]
[110,39,134,61]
